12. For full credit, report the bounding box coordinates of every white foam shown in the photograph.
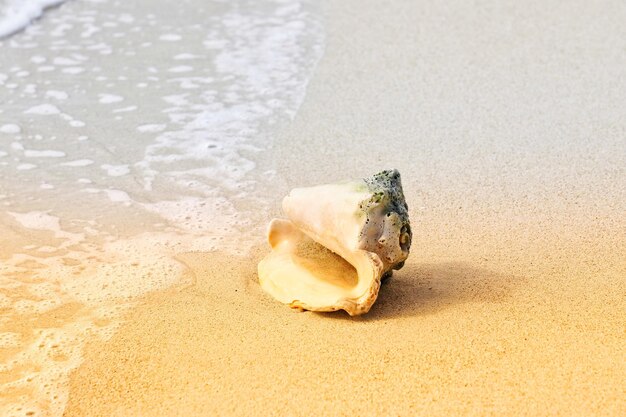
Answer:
[24,149,66,158]
[118,13,134,24]
[24,103,61,115]
[8,210,62,232]
[0,0,68,38]
[168,65,193,73]
[80,23,100,38]
[173,53,199,60]
[103,189,131,203]
[101,164,129,177]
[98,93,123,104]
[30,55,46,64]
[62,67,85,74]
[60,159,93,167]
[37,65,55,72]
[112,105,137,113]
[159,33,181,41]
[0,123,21,133]
[53,57,79,66]
[136,123,166,133]
[16,163,37,170]
[23,83,37,94]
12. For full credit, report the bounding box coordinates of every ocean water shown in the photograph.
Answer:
[0,0,324,415]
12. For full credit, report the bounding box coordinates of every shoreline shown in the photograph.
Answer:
[0,0,325,415]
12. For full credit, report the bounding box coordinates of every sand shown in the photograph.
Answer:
[62,0,625,415]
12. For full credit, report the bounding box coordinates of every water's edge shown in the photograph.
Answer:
[0,0,325,415]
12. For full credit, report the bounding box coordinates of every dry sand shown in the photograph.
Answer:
[64,0,625,415]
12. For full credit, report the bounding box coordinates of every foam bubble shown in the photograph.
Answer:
[24,104,60,115]
[16,163,37,170]
[159,33,181,41]
[30,55,46,64]
[62,67,85,75]
[112,105,137,113]
[46,90,69,100]
[168,65,193,73]
[23,83,37,94]
[98,93,124,104]
[136,124,166,133]
[60,159,94,167]
[53,57,79,66]
[101,164,129,177]
[173,53,199,60]
[8,210,62,232]
[103,189,131,203]
[24,149,66,158]
[37,65,55,72]
[0,123,21,133]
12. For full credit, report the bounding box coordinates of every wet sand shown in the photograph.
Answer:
[64,0,625,415]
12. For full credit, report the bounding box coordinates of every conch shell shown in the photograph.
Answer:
[258,170,411,316]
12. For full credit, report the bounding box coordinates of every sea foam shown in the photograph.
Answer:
[0,0,68,38]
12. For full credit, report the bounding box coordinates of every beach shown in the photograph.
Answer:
[1,0,625,416]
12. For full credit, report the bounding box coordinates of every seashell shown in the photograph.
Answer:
[258,170,411,316]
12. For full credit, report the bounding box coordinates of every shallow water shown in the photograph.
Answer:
[0,0,324,415]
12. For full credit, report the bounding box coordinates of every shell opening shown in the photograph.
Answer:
[292,237,359,290]
[258,219,379,315]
